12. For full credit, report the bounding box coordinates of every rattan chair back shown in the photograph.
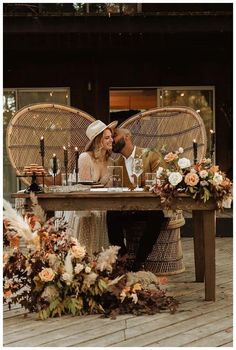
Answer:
[6,103,95,185]
[120,106,207,161]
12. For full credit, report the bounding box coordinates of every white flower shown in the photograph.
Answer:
[213,173,223,185]
[190,168,197,173]
[166,169,171,176]
[199,170,208,179]
[202,158,212,164]
[85,266,91,273]
[61,272,72,285]
[178,147,184,154]
[168,172,183,186]
[74,263,84,274]
[177,158,191,169]
[96,245,120,272]
[156,167,163,178]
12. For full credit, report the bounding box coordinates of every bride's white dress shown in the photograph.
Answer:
[66,152,113,255]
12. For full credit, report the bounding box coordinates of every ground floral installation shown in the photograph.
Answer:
[146,147,232,210]
[3,194,178,320]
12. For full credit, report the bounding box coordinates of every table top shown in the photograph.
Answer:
[12,191,217,211]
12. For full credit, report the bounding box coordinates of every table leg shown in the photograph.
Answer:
[203,210,216,301]
[193,210,205,282]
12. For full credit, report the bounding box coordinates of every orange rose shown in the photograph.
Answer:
[184,173,199,186]
[164,152,178,162]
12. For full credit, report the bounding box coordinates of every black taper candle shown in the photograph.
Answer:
[193,139,198,164]
[75,147,79,184]
[40,136,45,188]
[63,146,68,185]
[210,129,215,161]
[40,136,45,158]
[52,153,58,185]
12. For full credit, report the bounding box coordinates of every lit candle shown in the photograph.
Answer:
[193,139,198,164]
[210,129,215,159]
[75,147,79,171]
[75,147,79,183]
[63,146,68,168]
[52,154,58,175]
[40,136,45,157]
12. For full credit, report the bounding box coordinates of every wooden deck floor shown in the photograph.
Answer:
[3,237,233,347]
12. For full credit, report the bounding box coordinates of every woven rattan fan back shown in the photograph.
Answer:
[6,103,95,185]
[120,106,207,160]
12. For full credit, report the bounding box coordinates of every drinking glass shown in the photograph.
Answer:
[132,158,144,189]
[145,172,156,189]
[107,166,123,191]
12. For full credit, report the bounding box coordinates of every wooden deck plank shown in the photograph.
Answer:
[147,314,232,346]
[3,237,232,347]
[112,306,232,347]
[182,327,233,347]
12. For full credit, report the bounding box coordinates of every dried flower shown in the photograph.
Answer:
[41,285,59,302]
[164,152,178,162]
[199,170,208,179]
[74,263,84,274]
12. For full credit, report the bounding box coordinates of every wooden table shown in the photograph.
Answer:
[12,191,216,301]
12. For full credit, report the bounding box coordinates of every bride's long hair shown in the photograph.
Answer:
[87,128,112,161]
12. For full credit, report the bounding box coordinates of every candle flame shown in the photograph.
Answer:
[210,129,215,134]
[53,153,56,157]
[63,146,66,150]
[75,147,78,151]
[40,136,44,140]
[193,139,196,143]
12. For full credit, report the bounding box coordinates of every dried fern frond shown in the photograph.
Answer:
[3,199,34,242]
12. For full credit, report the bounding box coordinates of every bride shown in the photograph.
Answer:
[67,119,118,255]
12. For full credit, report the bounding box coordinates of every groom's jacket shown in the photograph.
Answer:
[114,146,165,187]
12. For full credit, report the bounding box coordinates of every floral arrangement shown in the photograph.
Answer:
[3,194,178,320]
[150,147,232,209]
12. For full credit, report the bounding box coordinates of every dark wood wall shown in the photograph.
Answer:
[4,4,233,176]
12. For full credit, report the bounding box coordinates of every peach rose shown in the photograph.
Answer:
[71,245,86,260]
[164,152,178,162]
[39,267,55,282]
[184,173,199,186]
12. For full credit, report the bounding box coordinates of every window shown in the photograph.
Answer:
[110,86,215,157]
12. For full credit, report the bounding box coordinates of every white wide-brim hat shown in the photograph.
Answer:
[85,119,118,151]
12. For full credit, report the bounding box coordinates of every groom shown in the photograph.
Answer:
[107,127,167,271]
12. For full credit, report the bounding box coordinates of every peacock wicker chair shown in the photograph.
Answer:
[120,106,207,275]
[6,103,95,186]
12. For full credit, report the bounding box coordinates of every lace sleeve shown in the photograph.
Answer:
[78,152,93,181]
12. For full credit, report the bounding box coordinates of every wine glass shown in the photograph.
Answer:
[132,157,144,189]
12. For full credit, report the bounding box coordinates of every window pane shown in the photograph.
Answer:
[18,89,69,109]
[3,90,17,202]
[159,88,214,157]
